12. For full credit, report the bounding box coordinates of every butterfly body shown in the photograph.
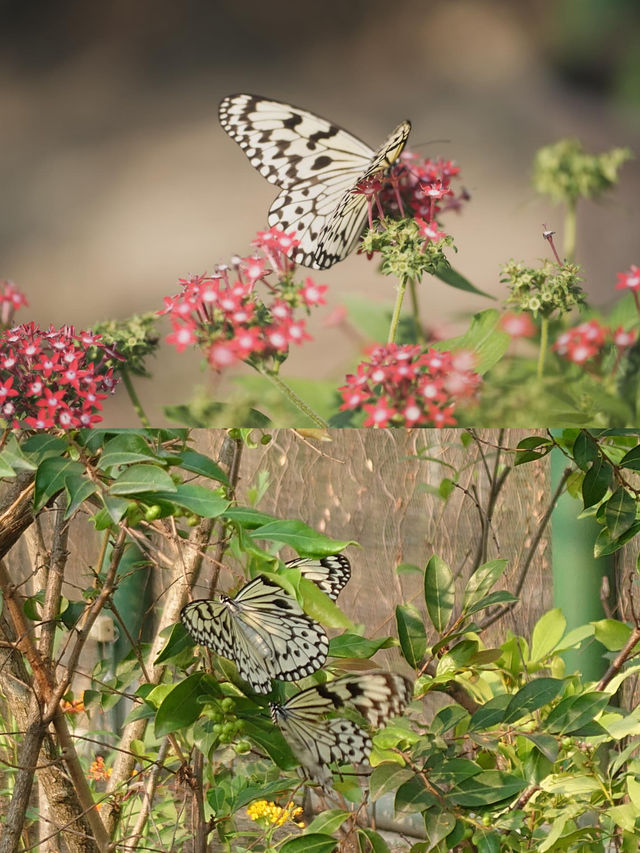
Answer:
[219,94,411,269]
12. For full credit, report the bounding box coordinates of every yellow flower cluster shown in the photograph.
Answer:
[88,756,112,781]
[246,799,304,828]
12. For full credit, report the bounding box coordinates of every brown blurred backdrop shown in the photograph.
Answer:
[1,0,639,424]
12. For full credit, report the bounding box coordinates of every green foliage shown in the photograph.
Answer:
[532,138,633,205]
[91,311,160,377]
[502,259,585,319]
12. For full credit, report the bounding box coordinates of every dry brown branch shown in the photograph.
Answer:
[0,473,36,560]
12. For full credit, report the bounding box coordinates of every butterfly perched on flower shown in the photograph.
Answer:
[218,94,411,270]
[270,671,413,791]
[180,555,350,694]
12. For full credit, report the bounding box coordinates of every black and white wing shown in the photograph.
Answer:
[181,575,328,694]
[218,94,411,269]
[270,672,413,790]
[284,554,351,601]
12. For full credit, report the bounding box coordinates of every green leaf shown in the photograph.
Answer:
[328,633,395,659]
[279,834,338,853]
[34,457,85,512]
[468,694,511,731]
[357,828,390,853]
[395,604,427,668]
[250,519,352,555]
[297,577,355,631]
[502,678,564,724]
[97,433,157,469]
[530,608,566,661]
[154,673,204,737]
[474,829,501,853]
[423,811,457,848]
[306,810,350,836]
[463,589,519,616]
[521,733,559,763]
[63,474,98,519]
[178,450,230,485]
[572,431,598,470]
[463,559,508,611]
[109,464,177,496]
[232,778,294,810]
[581,457,611,508]
[394,777,437,814]
[546,692,610,734]
[620,444,640,470]
[431,759,483,786]
[592,618,632,651]
[223,507,279,527]
[369,764,414,801]
[143,484,229,517]
[435,309,510,374]
[431,704,470,735]
[448,771,527,806]
[594,519,640,557]
[514,436,554,466]
[604,487,637,540]
[424,555,455,632]
[241,717,295,768]
[434,265,494,298]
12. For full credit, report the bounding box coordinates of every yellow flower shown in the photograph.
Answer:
[246,799,304,828]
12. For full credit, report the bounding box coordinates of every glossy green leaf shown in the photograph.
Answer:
[424,555,455,631]
[424,811,456,848]
[305,810,350,835]
[97,433,157,469]
[63,474,98,519]
[604,487,637,540]
[250,519,352,554]
[582,457,611,508]
[502,678,564,724]
[395,603,427,668]
[463,560,508,611]
[530,608,566,661]
[434,265,493,298]
[448,770,527,806]
[279,834,338,853]
[154,673,204,737]
[619,444,640,470]
[143,484,229,517]
[572,431,598,470]
[546,692,610,734]
[435,309,510,374]
[369,764,414,801]
[594,519,640,557]
[109,464,176,496]
[178,450,230,484]
[357,828,390,853]
[34,457,85,512]
[394,777,437,814]
[592,618,632,651]
[328,633,395,659]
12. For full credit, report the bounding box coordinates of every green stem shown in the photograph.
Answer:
[563,201,577,263]
[537,316,549,380]
[388,276,409,344]
[256,366,328,428]
[408,277,425,343]
[120,368,151,428]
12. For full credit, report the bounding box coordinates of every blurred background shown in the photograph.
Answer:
[1,0,639,424]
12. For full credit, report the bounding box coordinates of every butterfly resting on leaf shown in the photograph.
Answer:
[180,555,350,694]
[218,94,411,270]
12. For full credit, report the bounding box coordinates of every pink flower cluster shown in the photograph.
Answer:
[386,152,467,231]
[500,312,537,338]
[161,227,327,370]
[0,323,119,428]
[1,280,28,326]
[553,319,636,365]
[615,264,640,292]
[339,344,481,428]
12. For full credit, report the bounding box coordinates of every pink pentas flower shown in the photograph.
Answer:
[162,228,327,373]
[616,265,640,292]
[500,312,537,338]
[0,281,28,326]
[0,320,120,428]
[613,326,636,348]
[551,318,635,366]
[339,343,481,428]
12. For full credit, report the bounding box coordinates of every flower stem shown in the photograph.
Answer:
[537,316,549,379]
[563,201,577,262]
[257,367,328,428]
[408,278,425,343]
[388,276,409,344]
[120,368,151,427]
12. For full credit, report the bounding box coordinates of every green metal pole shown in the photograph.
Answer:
[550,442,614,681]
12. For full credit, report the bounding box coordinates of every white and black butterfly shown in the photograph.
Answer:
[270,671,413,791]
[181,555,349,694]
[218,94,411,270]
[181,575,329,694]
[284,554,351,601]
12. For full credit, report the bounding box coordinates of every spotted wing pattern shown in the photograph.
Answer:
[284,554,351,601]
[270,671,413,790]
[218,94,411,269]
[181,575,329,694]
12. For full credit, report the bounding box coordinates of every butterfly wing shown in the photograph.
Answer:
[181,575,329,694]
[218,94,410,269]
[284,554,351,601]
[270,671,413,789]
